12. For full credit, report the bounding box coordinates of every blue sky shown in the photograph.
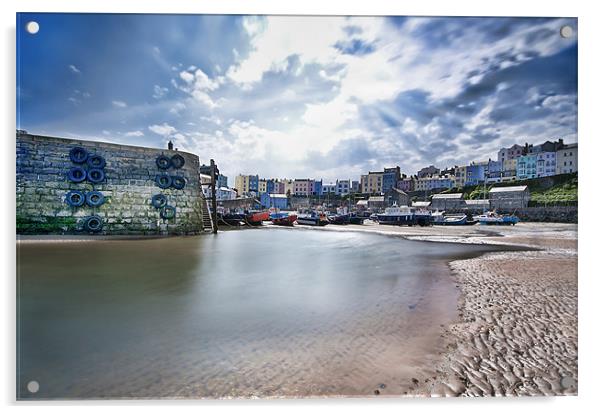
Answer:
[17,14,577,182]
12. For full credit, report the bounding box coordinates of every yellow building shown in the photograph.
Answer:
[360,172,383,194]
[234,174,250,195]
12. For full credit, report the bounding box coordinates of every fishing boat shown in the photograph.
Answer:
[376,204,433,226]
[376,204,416,226]
[246,211,270,226]
[270,212,297,226]
[296,212,329,226]
[432,211,473,226]
[474,211,519,225]
[327,213,350,225]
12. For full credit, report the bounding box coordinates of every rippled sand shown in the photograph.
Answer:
[311,222,578,396]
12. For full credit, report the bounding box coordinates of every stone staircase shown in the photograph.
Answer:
[199,195,214,232]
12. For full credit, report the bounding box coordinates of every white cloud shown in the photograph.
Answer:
[112,100,127,108]
[68,64,81,74]
[176,68,220,108]
[148,123,177,137]
[152,85,168,99]
[124,130,144,137]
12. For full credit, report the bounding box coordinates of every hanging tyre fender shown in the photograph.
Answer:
[69,146,88,164]
[155,173,172,189]
[156,154,171,170]
[170,153,185,169]
[67,166,87,183]
[65,190,86,207]
[151,194,168,209]
[171,175,186,190]
[87,154,106,169]
[87,168,106,184]
[83,215,103,233]
[86,191,105,207]
[160,205,176,220]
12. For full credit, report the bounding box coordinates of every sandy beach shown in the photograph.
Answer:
[295,221,578,396]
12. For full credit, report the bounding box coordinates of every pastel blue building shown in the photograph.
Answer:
[517,154,538,179]
[382,167,401,193]
[248,175,259,193]
[465,164,485,186]
[260,193,288,209]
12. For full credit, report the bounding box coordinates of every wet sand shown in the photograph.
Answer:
[298,222,578,396]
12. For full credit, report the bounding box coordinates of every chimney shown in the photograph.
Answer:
[559,138,564,148]
[168,140,174,150]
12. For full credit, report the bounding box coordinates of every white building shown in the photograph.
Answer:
[556,143,578,174]
[497,144,525,163]
[535,152,556,178]
[335,179,350,196]
[322,183,336,194]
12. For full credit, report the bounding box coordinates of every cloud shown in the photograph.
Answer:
[148,123,177,137]
[124,130,144,137]
[19,15,578,182]
[68,64,81,74]
[175,68,219,107]
[152,85,168,99]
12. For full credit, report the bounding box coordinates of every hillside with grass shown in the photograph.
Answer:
[463,173,578,205]
[433,173,578,205]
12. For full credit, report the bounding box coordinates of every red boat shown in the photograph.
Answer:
[270,212,297,226]
[246,211,270,226]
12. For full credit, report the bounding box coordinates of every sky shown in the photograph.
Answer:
[17,14,577,183]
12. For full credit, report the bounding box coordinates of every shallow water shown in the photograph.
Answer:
[17,228,507,399]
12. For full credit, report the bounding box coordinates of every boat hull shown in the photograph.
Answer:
[297,217,329,226]
[272,214,297,226]
[246,211,270,226]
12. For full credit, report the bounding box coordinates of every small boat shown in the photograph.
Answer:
[246,211,270,226]
[349,213,365,225]
[474,211,519,225]
[297,212,329,226]
[432,211,470,226]
[218,212,247,226]
[270,212,297,226]
[369,213,379,222]
[327,213,350,225]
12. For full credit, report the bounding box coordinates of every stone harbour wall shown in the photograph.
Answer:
[16,132,203,235]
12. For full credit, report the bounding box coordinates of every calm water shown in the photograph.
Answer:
[17,228,505,399]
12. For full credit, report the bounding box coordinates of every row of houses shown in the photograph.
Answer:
[394,139,577,193]
[229,139,576,199]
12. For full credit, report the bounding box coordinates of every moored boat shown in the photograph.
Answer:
[218,212,246,226]
[327,213,350,225]
[376,204,415,226]
[270,212,297,226]
[349,213,365,225]
[377,203,432,226]
[474,211,519,225]
[246,211,270,226]
[297,212,329,226]
[432,211,470,226]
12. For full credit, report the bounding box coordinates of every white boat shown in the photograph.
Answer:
[376,204,432,226]
[474,211,519,225]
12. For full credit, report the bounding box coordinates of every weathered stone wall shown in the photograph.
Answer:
[499,206,578,223]
[16,132,203,235]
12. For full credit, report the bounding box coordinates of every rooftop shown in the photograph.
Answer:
[489,185,528,193]
[412,201,431,207]
[432,193,463,199]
